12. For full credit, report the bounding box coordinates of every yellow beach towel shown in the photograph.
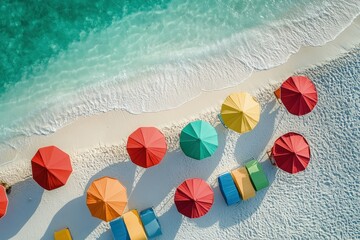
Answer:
[122,210,148,240]
[231,167,256,200]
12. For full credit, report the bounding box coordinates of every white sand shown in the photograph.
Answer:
[0,16,359,240]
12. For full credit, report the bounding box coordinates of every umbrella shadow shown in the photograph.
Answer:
[127,153,179,209]
[38,117,230,239]
[195,101,279,229]
[157,205,182,240]
[40,196,99,240]
[97,229,113,240]
[84,161,137,194]
[220,160,277,228]
[234,100,278,165]
[41,161,137,239]
[195,160,277,229]
[0,179,44,239]
[128,125,226,210]
[127,130,226,237]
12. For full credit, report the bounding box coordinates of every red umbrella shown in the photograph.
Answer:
[31,146,73,190]
[0,185,8,219]
[126,127,167,168]
[280,76,318,116]
[271,132,311,174]
[174,178,214,218]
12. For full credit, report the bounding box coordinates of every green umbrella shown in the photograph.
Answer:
[180,120,218,160]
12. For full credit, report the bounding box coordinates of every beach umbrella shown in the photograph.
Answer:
[174,178,214,218]
[271,132,311,174]
[221,92,261,133]
[31,146,72,190]
[180,120,218,160]
[86,176,127,222]
[0,185,8,219]
[280,76,318,116]
[126,127,167,168]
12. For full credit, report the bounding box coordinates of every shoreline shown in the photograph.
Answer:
[1,2,359,146]
[1,16,360,185]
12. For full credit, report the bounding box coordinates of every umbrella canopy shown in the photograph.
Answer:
[0,185,8,219]
[31,146,72,190]
[126,127,167,168]
[221,92,261,133]
[280,76,318,116]
[271,132,311,174]
[86,176,128,222]
[174,178,214,218]
[180,120,218,160]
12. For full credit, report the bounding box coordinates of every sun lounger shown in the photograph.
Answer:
[245,160,269,191]
[140,208,162,239]
[122,210,148,240]
[231,167,256,200]
[110,217,130,240]
[54,228,72,240]
[218,173,241,206]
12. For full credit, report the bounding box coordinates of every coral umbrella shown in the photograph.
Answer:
[180,120,218,160]
[86,176,127,222]
[280,76,318,116]
[31,146,72,190]
[127,127,167,168]
[271,132,311,174]
[174,178,214,218]
[0,185,8,219]
[221,92,261,133]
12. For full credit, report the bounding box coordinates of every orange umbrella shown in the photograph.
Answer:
[86,176,127,222]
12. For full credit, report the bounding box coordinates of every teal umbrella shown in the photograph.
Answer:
[180,120,218,160]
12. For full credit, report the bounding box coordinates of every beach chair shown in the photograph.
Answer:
[140,208,162,239]
[218,173,241,206]
[231,167,256,200]
[266,150,276,165]
[122,210,148,240]
[245,160,269,191]
[110,217,130,240]
[54,228,72,240]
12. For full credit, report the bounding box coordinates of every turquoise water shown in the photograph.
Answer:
[0,0,311,94]
[0,0,171,92]
[0,0,358,145]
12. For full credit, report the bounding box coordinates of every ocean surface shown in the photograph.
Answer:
[0,0,359,146]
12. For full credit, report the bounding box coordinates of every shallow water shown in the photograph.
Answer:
[0,0,359,144]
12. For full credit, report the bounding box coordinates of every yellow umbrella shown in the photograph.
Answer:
[220,92,260,133]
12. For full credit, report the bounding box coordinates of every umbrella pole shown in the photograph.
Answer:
[266,150,276,166]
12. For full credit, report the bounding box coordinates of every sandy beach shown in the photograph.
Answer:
[0,11,359,240]
[1,16,359,184]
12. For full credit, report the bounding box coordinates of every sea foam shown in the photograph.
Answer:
[0,0,359,147]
